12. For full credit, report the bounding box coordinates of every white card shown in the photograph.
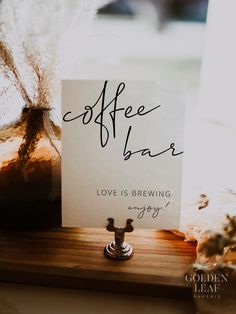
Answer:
[62,80,186,229]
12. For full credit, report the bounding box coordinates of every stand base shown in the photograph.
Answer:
[104,241,133,260]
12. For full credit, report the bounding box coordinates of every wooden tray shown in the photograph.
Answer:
[0,228,197,298]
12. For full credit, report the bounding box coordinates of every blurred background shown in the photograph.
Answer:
[77,0,209,107]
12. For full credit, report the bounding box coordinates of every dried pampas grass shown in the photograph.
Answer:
[0,40,34,108]
[0,0,111,123]
[0,0,111,168]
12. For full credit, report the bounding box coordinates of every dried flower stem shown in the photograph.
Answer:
[0,41,33,107]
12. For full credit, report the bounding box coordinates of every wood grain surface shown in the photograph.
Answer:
[0,228,197,298]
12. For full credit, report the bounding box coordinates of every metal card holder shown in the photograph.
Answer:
[104,218,134,260]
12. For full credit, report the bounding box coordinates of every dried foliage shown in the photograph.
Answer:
[0,0,111,118]
[198,215,236,258]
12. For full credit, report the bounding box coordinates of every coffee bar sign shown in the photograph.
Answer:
[62,80,186,229]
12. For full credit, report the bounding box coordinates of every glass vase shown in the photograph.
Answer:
[0,106,61,229]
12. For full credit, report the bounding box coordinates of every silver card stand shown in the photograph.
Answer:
[104,218,134,260]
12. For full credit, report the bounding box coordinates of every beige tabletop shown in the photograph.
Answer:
[0,283,195,314]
